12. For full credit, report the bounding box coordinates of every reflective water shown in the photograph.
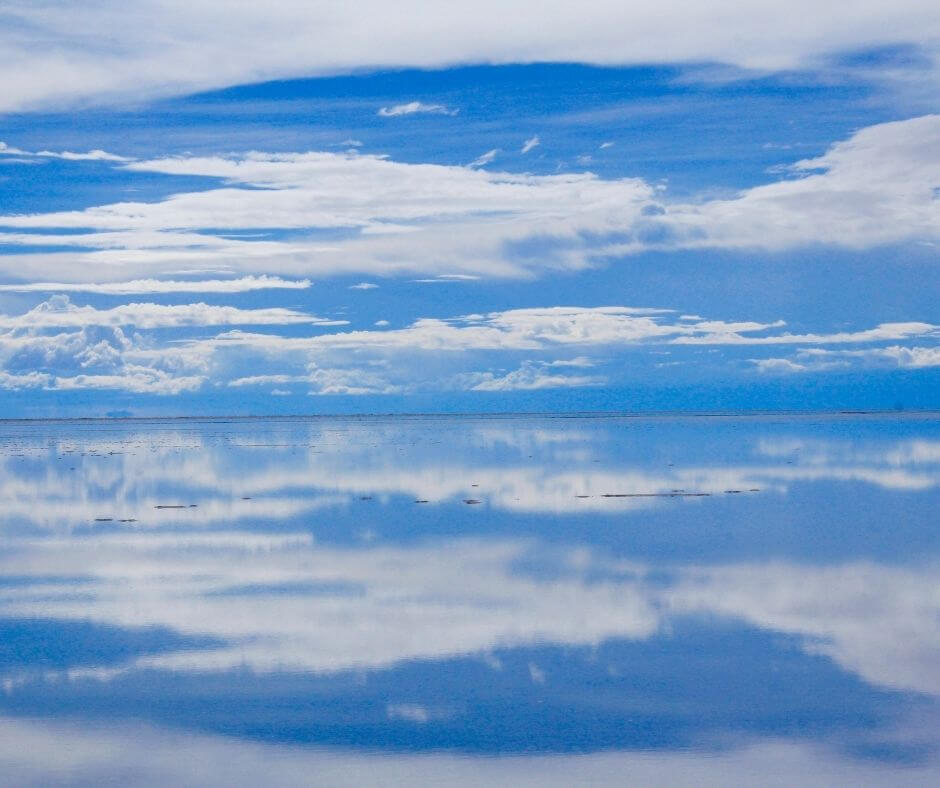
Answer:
[0,414,937,786]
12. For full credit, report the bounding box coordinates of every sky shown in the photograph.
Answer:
[0,2,937,416]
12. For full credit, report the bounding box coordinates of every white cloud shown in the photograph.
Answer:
[468,149,499,168]
[0,371,52,389]
[1,2,939,112]
[377,101,458,117]
[548,356,595,368]
[0,275,311,294]
[386,704,431,723]
[755,345,940,373]
[0,116,935,284]
[521,136,540,154]
[167,305,937,396]
[0,322,211,394]
[0,294,341,330]
[461,360,606,391]
[53,367,204,394]
[35,148,131,162]
[348,282,379,290]
[0,296,930,395]
[0,142,131,161]
[754,358,811,374]
[228,374,308,387]
[665,114,940,252]
[306,363,401,396]
[675,321,937,346]
[191,307,784,355]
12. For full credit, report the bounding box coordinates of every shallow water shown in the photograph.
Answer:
[0,413,938,786]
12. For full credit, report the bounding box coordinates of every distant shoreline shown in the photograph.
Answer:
[1,409,938,425]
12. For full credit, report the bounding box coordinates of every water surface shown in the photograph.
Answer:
[0,414,938,785]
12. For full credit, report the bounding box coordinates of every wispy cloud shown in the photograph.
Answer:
[348,282,379,290]
[377,101,458,117]
[674,321,937,346]
[0,275,311,294]
[468,149,499,167]
[521,136,540,154]
[0,142,131,161]
[0,295,343,330]
[755,345,940,373]
[1,116,935,285]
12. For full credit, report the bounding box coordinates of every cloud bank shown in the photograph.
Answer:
[1,2,939,111]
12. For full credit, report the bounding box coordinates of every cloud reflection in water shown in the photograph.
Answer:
[0,414,937,782]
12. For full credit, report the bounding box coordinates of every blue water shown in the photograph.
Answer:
[0,414,937,785]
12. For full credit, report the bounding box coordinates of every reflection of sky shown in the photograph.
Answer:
[0,415,938,782]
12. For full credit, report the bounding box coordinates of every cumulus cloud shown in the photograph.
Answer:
[0,296,932,395]
[0,295,339,394]
[461,360,606,391]
[0,370,52,389]
[53,367,204,394]
[377,101,458,117]
[0,323,209,394]
[229,366,399,396]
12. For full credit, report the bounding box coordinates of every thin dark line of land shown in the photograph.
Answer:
[0,409,937,425]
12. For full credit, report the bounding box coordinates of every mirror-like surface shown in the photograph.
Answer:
[0,414,938,786]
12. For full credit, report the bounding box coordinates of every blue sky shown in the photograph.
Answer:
[0,4,937,415]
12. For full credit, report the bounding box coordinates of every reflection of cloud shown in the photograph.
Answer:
[667,561,940,695]
[3,527,940,699]
[758,437,940,466]
[0,535,661,673]
[0,419,937,698]
[1,423,936,536]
